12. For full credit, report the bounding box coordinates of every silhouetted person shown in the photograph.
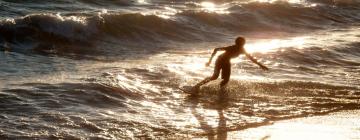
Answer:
[193,37,268,91]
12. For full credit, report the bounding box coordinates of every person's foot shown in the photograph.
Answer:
[191,86,200,93]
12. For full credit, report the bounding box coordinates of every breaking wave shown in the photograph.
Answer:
[0,1,359,56]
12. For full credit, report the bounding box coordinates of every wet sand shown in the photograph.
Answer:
[197,110,360,140]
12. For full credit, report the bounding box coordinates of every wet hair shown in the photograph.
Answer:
[235,37,245,46]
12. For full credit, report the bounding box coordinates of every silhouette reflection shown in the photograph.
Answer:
[186,87,230,140]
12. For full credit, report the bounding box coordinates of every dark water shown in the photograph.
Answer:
[0,0,360,139]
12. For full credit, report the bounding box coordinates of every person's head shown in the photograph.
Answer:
[235,36,246,47]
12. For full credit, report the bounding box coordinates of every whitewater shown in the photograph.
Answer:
[0,0,360,139]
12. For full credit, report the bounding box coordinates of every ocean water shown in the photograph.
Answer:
[0,0,360,139]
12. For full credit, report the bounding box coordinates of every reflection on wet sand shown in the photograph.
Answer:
[186,87,229,140]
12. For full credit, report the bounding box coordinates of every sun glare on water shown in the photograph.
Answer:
[254,0,305,4]
[199,1,229,14]
[245,37,309,53]
[137,0,147,4]
[200,2,216,8]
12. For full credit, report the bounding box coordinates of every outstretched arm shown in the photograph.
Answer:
[206,47,226,66]
[245,52,269,70]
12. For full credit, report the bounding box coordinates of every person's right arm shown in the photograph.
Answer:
[206,46,228,66]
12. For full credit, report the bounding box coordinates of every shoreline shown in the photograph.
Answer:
[220,110,360,139]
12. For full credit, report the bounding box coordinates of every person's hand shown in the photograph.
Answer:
[260,65,269,71]
[205,62,210,67]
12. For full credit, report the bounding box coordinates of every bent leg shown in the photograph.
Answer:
[194,63,221,88]
[220,62,231,87]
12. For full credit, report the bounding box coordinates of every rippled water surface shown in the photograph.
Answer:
[0,0,360,139]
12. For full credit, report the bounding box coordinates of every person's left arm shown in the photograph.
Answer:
[244,51,269,71]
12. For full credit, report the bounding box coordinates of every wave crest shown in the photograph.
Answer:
[0,1,359,56]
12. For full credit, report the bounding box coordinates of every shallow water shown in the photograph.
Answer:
[227,110,360,140]
[1,0,360,139]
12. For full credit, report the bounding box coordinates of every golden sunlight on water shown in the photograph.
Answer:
[115,73,160,93]
[253,0,304,4]
[251,0,318,7]
[245,36,309,53]
[137,0,147,4]
[55,13,86,24]
[199,1,230,14]
[255,0,277,3]
[200,2,216,9]
[228,110,360,140]
[154,1,230,19]
[157,6,180,19]
[246,28,360,53]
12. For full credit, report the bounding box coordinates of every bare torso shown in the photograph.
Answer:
[218,45,245,61]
